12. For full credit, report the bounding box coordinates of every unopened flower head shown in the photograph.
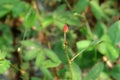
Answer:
[63,24,68,33]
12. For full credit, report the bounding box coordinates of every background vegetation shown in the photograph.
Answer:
[0,0,120,80]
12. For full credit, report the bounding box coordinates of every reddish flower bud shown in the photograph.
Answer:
[63,24,68,33]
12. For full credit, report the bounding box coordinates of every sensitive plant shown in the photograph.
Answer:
[0,0,120,80]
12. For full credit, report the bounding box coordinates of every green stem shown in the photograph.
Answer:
[11,64,20,72]
[64,33,73,80]
[64,33,66,42]
[71,40,102,62]
[70,46,88,62]
[20,29,28,64]
[65,0,72,10]
[65,46,73,80]
[83,15,93,39]
[22,29,28,41]
[86,22,93,39]
[73,13,93,39]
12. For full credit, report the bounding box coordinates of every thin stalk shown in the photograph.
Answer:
[18,29,29,80]
[73,13,93,39]
[71,40,102,62]
[19,29,28,64]
[85,21,93,39]
[65,0,73,10]
[32,0,44,28]
[65,46,73,80]
[22,29,28,41]
[64,33,73,80]
[11,64,20,72]
[64,32,66,43]
[70,46,89,62]
[86,22,93,36]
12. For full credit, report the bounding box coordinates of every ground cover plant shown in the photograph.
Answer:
[0,0,120,80]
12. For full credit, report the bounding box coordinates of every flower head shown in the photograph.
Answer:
[63,24,68,33]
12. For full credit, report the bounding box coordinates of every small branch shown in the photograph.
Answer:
[22,29,28,41]
[11,64,20,72]
[74,12,93,39]
[71,46,88,62]
[65,0,73,10]
[32,0,44,28]
[71,40,102,62]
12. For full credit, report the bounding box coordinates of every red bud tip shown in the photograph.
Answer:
[63,24,68,33]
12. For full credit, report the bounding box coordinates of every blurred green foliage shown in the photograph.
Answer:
[0,0,120,80]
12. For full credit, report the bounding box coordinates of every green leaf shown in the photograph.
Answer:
[0,60,10,74]
[75,51,96,68]
[40,67,53,80]
[53,41,67,63]
[31,77,42,80]
[53,7,80,29]
[97,35,119,61]
[0,24,13,52]
[96,72,112,80]
[43,49,61,68]
[98,35,119,61]
[24,8,37,28]
[0,0,19,5]
[21,40,41,48]
[110,64,120,80]
[12,1,28,17]
[84,62,104,80]
[97,42,107,55]
[42,15,53,28]
[72,63,82,80]
[98,42,119,61]
[63,63,82,80]
[104,8,119,16]
[35,49,61,68]
[74,0,89,13]
[76,40,91,51]
[90,0,104,20]
[0,51,10,74]
[106,44,119,61]
[0,51,6,60]
[21,40,41,60]
[54,12,79,28]
[100,35,111,43]
[35,51,45,67]
[94,21,107,38]
[108,21,120,45]
[0,0,19,17]
[24,49,40,61]
[101,1,119,16]
[0,7,11,18]
[55,4,66,13]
